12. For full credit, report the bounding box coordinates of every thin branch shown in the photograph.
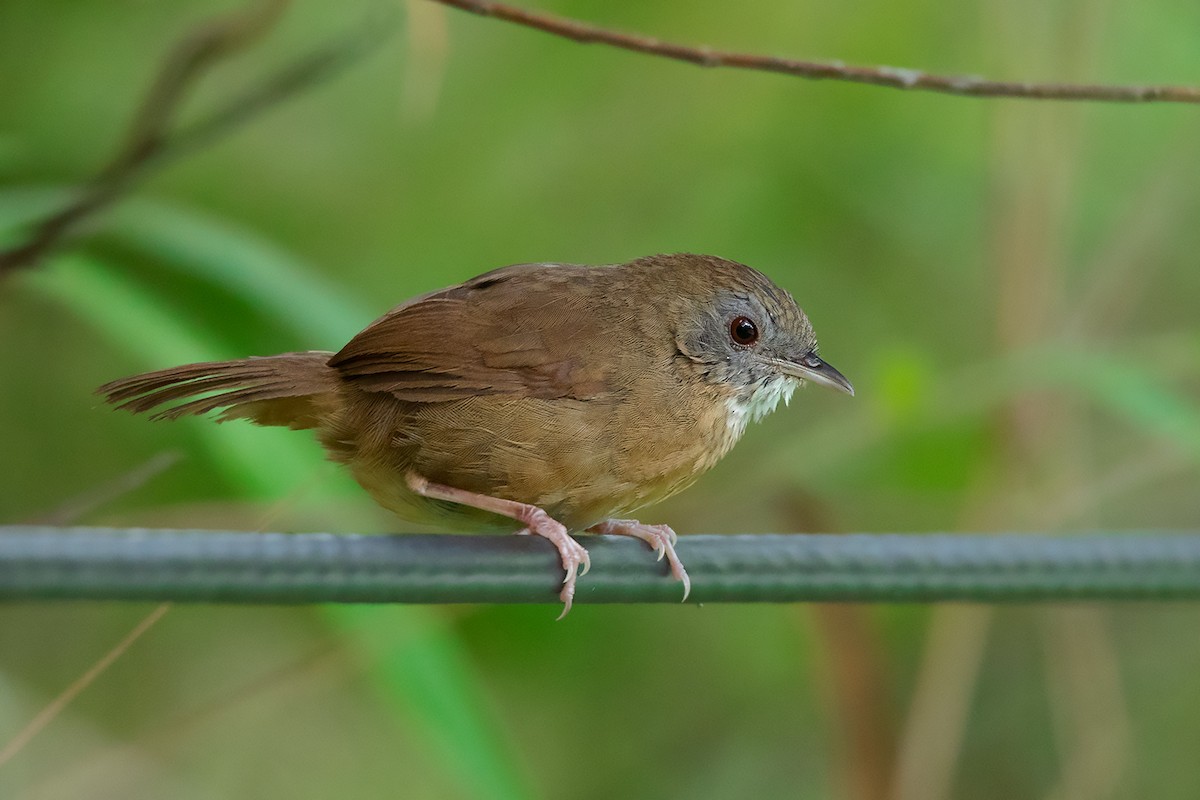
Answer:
[110,0,291,174]
[0,2,396,277]
[0,0,286,274]
[432,0,1200,105]
[4,528,1200,604]
[0,603,171,768]
[29,451,181,526]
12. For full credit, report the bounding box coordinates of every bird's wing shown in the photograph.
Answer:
[329,264,617,402]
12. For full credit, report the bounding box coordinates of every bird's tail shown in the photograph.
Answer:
[97,351,340,430]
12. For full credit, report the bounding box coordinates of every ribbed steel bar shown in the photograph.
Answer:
[2,527,1200,605]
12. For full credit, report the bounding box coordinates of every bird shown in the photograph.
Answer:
[98,253,853,617]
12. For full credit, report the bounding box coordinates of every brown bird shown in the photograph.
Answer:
[98,253,853,616]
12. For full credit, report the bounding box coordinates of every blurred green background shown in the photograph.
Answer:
[2,0,1200,798]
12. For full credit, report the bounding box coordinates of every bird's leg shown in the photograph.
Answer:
[588,519,691,602]
[406,472,590,619]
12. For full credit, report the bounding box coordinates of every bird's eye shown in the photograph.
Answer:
[729,316,759,346]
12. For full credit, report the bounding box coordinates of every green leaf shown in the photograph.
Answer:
[330,605,534,800]
[1031,347,1200,457]
[20,253,317,496]
[105,200,366,345]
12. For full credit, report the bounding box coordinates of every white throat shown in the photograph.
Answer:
[724,375,799,438]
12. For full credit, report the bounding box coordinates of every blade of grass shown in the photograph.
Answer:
[19,254,316,496]
[0,186,363,344]
[104,199,366,345]
[331,605,533,800]
[1033,349,1200,457]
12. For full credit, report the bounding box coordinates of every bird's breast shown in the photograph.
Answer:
[329,370,765,532]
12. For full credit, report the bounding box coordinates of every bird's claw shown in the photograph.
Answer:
[588,519,691,603]
[524,512,591,619]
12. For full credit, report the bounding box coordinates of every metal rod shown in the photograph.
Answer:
[3,527,1200,605]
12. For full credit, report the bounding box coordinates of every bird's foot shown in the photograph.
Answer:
[588,519,691,602]
[521,508,591,620]
[404,471,589,619]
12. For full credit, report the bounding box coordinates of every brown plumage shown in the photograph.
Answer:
[98,254,853,616]
[102,351,339,428]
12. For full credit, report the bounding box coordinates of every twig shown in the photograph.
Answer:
[0,0,286,274]
[432,0,1200,105]
[0,1,395,276]
[29,451,181,526]
[0,603,171,768]
[113,0,291,169]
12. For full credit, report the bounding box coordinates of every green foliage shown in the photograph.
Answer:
[3,0,1200,797]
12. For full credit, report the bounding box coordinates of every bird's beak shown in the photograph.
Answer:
[776,353,855,396]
